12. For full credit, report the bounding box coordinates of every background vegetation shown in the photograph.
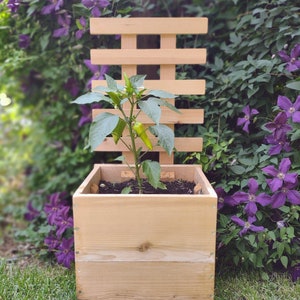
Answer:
[1,0,300,283]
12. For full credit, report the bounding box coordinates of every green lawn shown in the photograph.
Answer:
[0,258,299,300]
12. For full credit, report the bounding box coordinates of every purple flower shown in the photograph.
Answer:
[41,0,64,15]
[7,0,20,13]
[231,215,265,236]
[231,178,272,216]
[55,237,75,268]
[265,133,291,156]
[277,95,300,123]
[262,158,298,192]
[82,0,110,17]
[64,78,80,97]
[75,17,87,40]
[24,201,40,221]
[55,206,73,238]
[237,105,259,133]
[19,34,30,49]
[44,234,60,250]
[215,187,238,210]
[84,59,108,89]
[78,103,101,127]
[53,13,71,38]
[290,263,300,282]
[271,181,300,208]
[44,192,68,225]
[278,44,300,72]
[265,112,292,139]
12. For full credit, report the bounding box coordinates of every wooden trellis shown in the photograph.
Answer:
[89,17,207,164]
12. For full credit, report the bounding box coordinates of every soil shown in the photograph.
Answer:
[98,179,195,194]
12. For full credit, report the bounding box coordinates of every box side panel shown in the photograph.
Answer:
[76,261,214,300]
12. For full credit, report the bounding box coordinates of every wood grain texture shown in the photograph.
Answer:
[73,165,217,300]
[90,17,208,35]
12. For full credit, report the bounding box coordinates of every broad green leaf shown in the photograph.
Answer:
[230,165,246,175]
[72,92,112,105]
[129,74,146,88]
[138,98,161,124]
[105,74,118,91]
[147,89,176,99]
[121,186,132,194]
[148,97,181,114]
[280,256,288,268]
[112,118,126,144]
[149,124,174,155]
[89,113,119,151]
[142,160,166,189]
[286,80,300,91]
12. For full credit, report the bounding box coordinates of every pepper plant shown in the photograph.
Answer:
[73,74,180,193]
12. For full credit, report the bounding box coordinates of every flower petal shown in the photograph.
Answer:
[272,192,286,208]
[279,157,291,173]
[277,95,292,111]
[248,178,258,194]
[262,165,278,176]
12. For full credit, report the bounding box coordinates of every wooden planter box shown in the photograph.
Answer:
[73,164,217,299]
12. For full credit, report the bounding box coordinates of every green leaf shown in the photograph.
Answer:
[142,160,164,189]
[230,165,246,175]
[72,92,112,105]
[112,118,126,144]
[89,113,119,151]
[138,98,161,125]
[149,97,181,114]
[105,74,118,91]
[121,186,132,194]
[286,80,300,91]
[129,75,146,88]
[280,256,288,268]
[149,124,174,155]
[147,89,176,99]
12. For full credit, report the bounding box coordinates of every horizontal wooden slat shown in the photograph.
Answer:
[92,79,206,95]
[91,49,206,65]
[95,137,203,152]
[90,17,208,35]
[92,108,204,124]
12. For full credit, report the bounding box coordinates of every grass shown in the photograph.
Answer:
[0,259,76,300]
[0,258,299,300]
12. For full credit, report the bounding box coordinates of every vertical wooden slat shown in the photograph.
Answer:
[121,34,137,164]
[160,34,176,164]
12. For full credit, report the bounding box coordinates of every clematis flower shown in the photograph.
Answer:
[265,133,291,156]
[231,178,272,216]
[64,78,80,97]
[7,0,20,13]
[278,43,300,72]
[271,181,300,208]
[262,158,298,192]
[53,13,71,38]
[84,59,109,89]
[237,105,259,133]
[19,34,30,49]
[55,206,74,238]
[41,0,64,15]
[44,192,68,225]
[215,187,237,210]
[265,112,292,139]
[24,201,40,221]
[82,0,110,17]
[75,17,87,40]
[44,233,61,250]
[277,95,300,123]
[55,237,75,268]
[231,215,264,236]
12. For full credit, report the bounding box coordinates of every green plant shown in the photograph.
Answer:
[73,74,179,193]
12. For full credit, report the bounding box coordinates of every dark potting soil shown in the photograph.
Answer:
[98,179,195,194]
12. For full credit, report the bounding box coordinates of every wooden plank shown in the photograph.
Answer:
[92,79,206,95]
[92,108,204,124]
[94,137,203,152]
[76,261,214,300]
[90,17,208,35]
[91,48,207,65]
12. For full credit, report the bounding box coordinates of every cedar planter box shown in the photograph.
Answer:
[73,164,217,299]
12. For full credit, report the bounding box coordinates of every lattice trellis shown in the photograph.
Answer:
[89,17,207,164]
